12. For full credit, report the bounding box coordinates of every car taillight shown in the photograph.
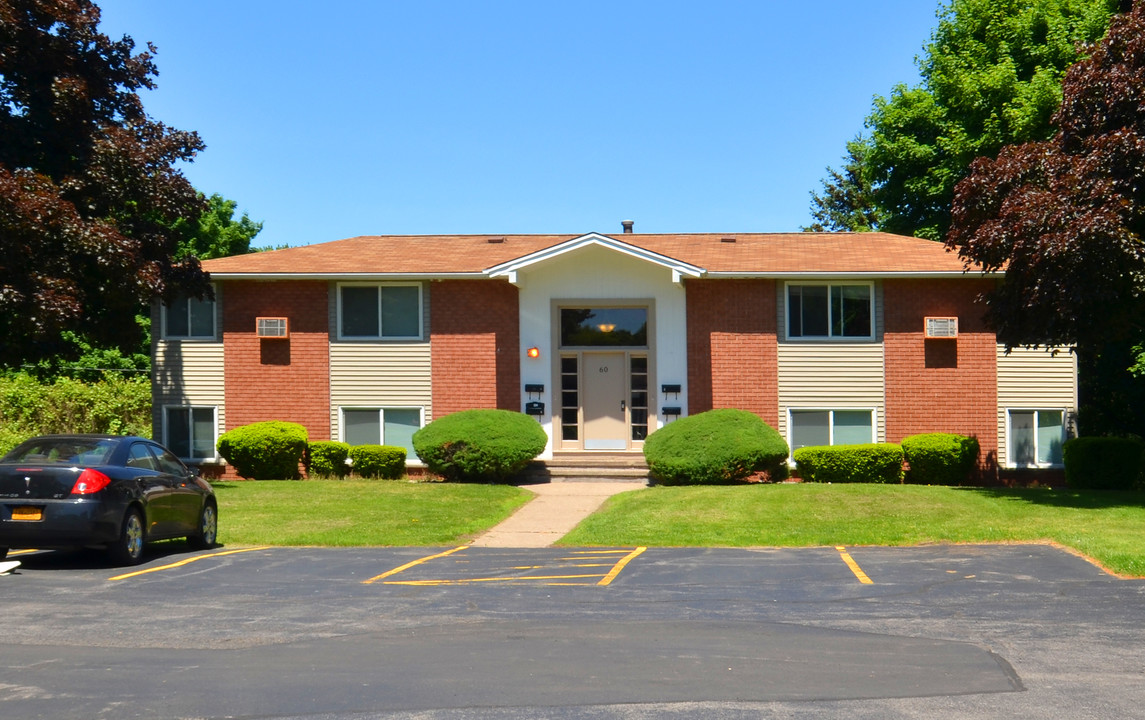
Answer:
[71,468,111,495]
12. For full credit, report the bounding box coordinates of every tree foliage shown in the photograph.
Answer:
[0,0,210,368]
[175,192,263,261]
[947,1,1145,433]
[808,0,1117,239]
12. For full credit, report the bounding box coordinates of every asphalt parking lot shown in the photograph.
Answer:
[2,542,1144,719]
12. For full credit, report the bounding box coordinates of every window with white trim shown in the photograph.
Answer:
[163,292,216,339]
[787,283,873,339]
[338,283,422,340]
[165,406,217,460]
[789,409,875,452]
[341,407,423,456]
[1008,409,1065,466]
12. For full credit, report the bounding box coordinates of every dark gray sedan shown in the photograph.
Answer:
[0,435,217,565]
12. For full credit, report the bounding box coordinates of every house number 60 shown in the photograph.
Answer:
[599,366,609,373]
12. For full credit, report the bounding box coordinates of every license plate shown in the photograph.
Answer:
[10,506,42,522]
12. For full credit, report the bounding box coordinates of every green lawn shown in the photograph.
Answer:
[558,484,1145,577]
[213,480,532,546]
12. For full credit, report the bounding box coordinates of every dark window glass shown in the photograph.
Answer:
[562,391,578,407]
[342,287,380,337]
[832,285,872,337]
[560,308,647,347]
[631,374,647,391]
[562,374,578,390]
[380,286,420,338]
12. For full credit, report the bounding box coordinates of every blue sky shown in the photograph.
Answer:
[97,1,942,248]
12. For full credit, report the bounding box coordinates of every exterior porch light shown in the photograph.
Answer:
[527,346,541,359]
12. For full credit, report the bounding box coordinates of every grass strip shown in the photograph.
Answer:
[212,480,532,546]
[558,484,1145,577]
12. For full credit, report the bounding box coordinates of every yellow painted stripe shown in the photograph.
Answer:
[836,546,873,584]
[362,545,469,585]
[109,546,271,581]
[385,572,604,586]
[8,549,40,556]
[598,546,647,586]
[567,550,630,555]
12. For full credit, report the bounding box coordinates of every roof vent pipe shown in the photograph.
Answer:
[621,220,634,234]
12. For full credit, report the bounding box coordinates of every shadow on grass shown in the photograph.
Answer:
[954,486,1145,510]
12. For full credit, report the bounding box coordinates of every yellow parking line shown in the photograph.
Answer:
[598,546,647,586]
[836,546,873,584]
[385,573,605,586]
[109,546,272,581]
[8,549,40,556]
[362,545,469,585]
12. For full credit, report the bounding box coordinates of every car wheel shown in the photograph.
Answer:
[188,502,218,550]
[109,509,145,566]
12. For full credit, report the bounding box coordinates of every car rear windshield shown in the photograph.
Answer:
[3,438,116,466]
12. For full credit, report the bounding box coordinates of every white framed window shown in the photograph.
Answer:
[786,282,874,340]
[1007,409,1065,467]
[788,408,876,453]
[164,406,218,461]
[337,283,422,340]
[163,290,216,339]
[340,407,424,456]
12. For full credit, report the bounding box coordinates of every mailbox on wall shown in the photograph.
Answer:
[525,401,545,416]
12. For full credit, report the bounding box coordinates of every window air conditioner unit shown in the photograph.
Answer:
[924,316,958,339]
[256,317,289,338]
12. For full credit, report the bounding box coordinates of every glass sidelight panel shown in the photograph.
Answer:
[630,355,649,441]
[560,355,579,441]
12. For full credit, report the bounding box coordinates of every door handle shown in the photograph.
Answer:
[621,400,626,412]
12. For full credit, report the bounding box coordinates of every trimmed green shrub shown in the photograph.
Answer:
[643,408,789,485]
[412,409,547,482]
[217,421,308,480]
[794,443,904,484]
[1063,437,1144,491]
[902,433,980,485]
[0,372,152,454]
[348,444,406,479]
[307,441,351,477]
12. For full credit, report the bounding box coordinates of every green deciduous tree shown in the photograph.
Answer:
[808,0,1117,239]
[947,1,1145,435]
[176,192,263,261]
[0,0,210,368]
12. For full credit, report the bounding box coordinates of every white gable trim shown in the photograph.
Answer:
[485,232,704,284]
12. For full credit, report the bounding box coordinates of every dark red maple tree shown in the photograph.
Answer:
[0,0,210,367]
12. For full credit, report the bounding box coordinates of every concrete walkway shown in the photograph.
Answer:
[470,481,648,548]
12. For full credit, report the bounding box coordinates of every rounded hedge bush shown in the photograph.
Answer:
[902,433,980,485]
[217,421,308,480]
[348,444,407,479]
[307,441,350,477]
[1063,437,1144,491]
[412,409,547,482]
[793,443,904,484]
[642,408,789,485]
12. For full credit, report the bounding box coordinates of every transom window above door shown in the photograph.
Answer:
[560,308,647,347]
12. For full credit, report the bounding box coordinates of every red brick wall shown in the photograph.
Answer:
[222,280,331,439]
[685,279,779,426]
[429,280,520,418]
[883,278,998,468]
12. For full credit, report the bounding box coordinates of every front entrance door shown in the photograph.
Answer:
[582,352,627,450]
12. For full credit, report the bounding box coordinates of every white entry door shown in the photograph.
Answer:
[582,352,627,450]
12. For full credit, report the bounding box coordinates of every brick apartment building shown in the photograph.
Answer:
[151,229,1077,476]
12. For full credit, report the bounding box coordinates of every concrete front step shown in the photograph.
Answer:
[519,453,650,483]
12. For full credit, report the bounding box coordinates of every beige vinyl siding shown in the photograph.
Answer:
[777,343,886,441]
[151,340,226,445]
[329,343,432,440]
[997,346,1078,466]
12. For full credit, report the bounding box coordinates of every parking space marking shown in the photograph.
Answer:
[108,546,272,581]
[7,549,40,556]
[836,546,874,584]
[361,545,469,585]
[598,546,647,586]
[365,546,648,587]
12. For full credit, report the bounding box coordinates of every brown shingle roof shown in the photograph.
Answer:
[201,232,985,276]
